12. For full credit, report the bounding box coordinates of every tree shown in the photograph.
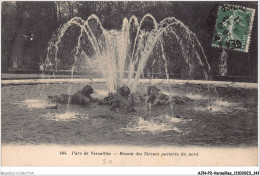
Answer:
[1,2,19,71]
[2,1,58,71]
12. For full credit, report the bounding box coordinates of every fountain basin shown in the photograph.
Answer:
[1,79,257,146]
[2,78,257,89]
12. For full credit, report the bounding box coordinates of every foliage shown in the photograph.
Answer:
[1,1,257,80]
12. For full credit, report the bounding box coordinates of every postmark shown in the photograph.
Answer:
[212,4,255,52]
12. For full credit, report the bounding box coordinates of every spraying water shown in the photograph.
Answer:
[45,14,211,93]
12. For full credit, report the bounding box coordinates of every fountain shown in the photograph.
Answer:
[2,12,257,148]
[45,14,211,93]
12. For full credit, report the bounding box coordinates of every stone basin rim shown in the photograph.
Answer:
[1,78,257,89]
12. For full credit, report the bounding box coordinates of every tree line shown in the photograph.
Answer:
[1,1,171,72]
[1,1,257,81]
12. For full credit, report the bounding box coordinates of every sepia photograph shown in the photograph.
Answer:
[1,1,258,170]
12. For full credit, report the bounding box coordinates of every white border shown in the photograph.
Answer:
[1,166,260,175]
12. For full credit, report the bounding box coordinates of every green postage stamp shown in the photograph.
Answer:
[212,4,255,52]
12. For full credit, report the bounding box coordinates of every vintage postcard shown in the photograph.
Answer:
[1,1,258,172]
